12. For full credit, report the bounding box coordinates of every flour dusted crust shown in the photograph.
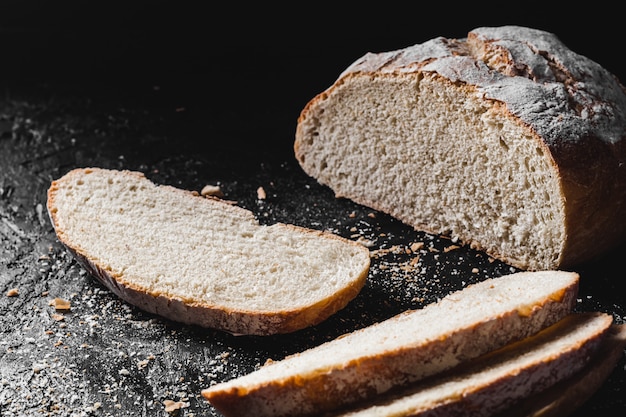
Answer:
[295,26,626,270]
[46,168,371,336]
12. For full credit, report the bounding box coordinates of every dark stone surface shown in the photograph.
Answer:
[1,3,624,416]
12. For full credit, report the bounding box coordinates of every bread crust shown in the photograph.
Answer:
[295,26,626,270]
[495,323,626,417]
[46,168,370,335]
[202,271,580,417]
[327,313,614,417]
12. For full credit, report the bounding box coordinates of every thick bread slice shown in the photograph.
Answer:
[294,25,626,271]
[327,313,614,417]
[497,322,626,417]
[46,167,371,335]
[202,270,579,417]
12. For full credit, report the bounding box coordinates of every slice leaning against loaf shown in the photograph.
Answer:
[202,270,579,417]
[294,25,626,271]
[326,312,614,417]
[46,167,371,336]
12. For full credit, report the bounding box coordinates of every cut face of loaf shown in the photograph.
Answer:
[295,25,626,271]
[329,313,614,417]
[202,270,579,417]
[46,168,371,335]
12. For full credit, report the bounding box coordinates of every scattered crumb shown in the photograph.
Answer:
[137,355,155,369]
[164,399,189,414]
[6,288,19,297]
[367,212,376,218]
[472,267,480,273]
[444,245,460,253]
[51,313,65,321]
[410,242,424,252]
[348,211,356,218]
[356,236,374,248]
[257,186,266,200]
[200,184,224,198]
[86,402,102,413]
[49,297,71,311]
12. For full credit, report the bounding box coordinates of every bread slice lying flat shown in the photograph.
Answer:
[46,167,371,335]
[497,322,626,417]
[294,25,626,271]
[202,270,579,417]
[327,313,614,417]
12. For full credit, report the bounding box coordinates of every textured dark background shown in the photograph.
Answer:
[1,2,624,416]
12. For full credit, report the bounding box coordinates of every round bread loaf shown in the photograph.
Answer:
[295,26,626,270]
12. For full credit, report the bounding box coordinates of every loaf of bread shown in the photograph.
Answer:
[202,270,580,417]
[327,313,614,417]
[294,25,626,271]
[46,167,371,335]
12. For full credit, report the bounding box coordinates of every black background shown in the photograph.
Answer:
[1,2,624,416]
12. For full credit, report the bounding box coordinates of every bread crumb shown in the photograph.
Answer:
[51,313,65,321]
[444,245,460,253]
[257,186,266,200]
[356,237,374,248]
[164,399,189,414]
[410,242,424,252]
[49,298,71,311]
[200,185,224,198]
[6,288,19,297]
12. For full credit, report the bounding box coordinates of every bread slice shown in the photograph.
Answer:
[326,313,614,417]
[46,167,371,335]
[496,322,626,417]
[294,25,626,271]
[202,270,579,417]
